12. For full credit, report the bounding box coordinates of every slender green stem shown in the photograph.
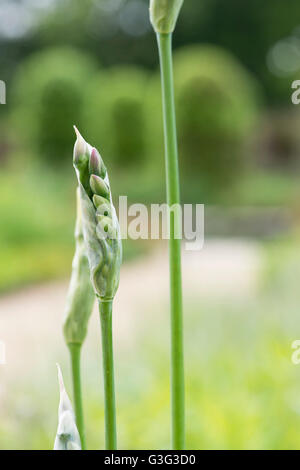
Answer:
[157,32,185,450]
[68,343,86,450]
[99,300,117,450]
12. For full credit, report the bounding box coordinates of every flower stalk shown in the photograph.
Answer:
[99,300,116,449]
[68,343,85,449]
[73,127,122,450]
[150,0,185,450]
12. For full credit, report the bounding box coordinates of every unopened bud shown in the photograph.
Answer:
[73,125,88,164]
[54,364,81,450]
[90,174,110,199]
[73,128,122,300]
[93,194,109,209]
[93,195,112,218]
[89,148,106,178]
[150,0,184,34]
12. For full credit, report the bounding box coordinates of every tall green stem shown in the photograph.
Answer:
[68,343,86,450]
[99,300,117,450]
[157,32,185,450]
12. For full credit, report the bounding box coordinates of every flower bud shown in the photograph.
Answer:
[73,126,92,197]
[73,126,88,164]
[89,148,106,178]
[150,0,184,34]
[93,195,112,218]
[90,174,110,199]
[93,194,109,209]
[74,129,122,300]
[54,364,81,450]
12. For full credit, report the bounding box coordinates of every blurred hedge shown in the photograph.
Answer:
[11,45,260,201]
[148,45,261,200]
[11,47,97,167]
[84,67,150,171]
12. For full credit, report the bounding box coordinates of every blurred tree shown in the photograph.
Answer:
[175,45,260,195]
[2,0,300,105]
[11,47,96,166]
[84,67,150,170]
[3,0,300,203]
[176,0,300,105]
[148,45,261,200]
[255,110,300,170]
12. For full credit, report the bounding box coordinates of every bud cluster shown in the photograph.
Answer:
[73,127,122,301]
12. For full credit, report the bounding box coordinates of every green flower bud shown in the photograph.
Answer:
[73,126,92,197]
[63,189,95,345]
[89,148,106,178]
[54,364,81,450]
[93,194,108,208]
[150,0,184,34]
[73,126,88,163]
[90,174,110,199]
[89,147,106,178]
[73,127,122,301]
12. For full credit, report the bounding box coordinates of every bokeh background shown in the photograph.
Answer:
[1,0,300,450]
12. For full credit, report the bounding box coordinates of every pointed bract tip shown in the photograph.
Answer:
[54,363,82,450]
[56,363,64,393]
[73,125,81,139]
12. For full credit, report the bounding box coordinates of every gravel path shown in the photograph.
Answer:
[0,239,262,379]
